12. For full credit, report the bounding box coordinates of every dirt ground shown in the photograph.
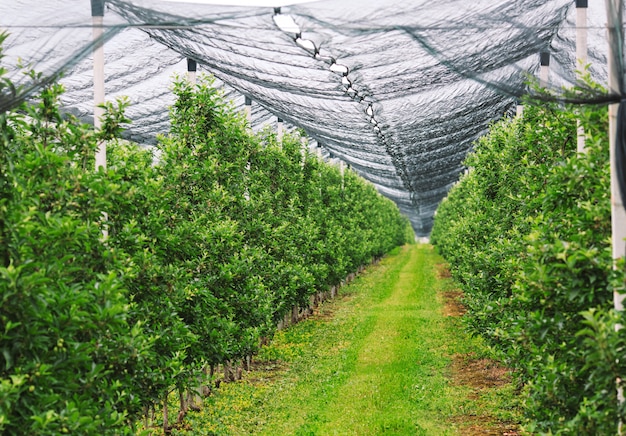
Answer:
[436,263,521,436]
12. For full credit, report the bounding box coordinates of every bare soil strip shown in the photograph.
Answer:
[437,263,520,436]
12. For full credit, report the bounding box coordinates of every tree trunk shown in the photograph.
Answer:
[177,387,187,425]
[224,360,235,382]
[163,391,170,434]
[235,364,243,381]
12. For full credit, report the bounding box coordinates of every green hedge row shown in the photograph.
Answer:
[0,39,413,435]
[431,79,626,433]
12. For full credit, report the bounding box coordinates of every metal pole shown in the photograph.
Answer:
[340,160,345,191]
[244,96,252,127]
[187,58,197,85]
[277,116,284,142]
[576,0,588,67]
[606,0,626,431]
[607,0,626,309]
[576,0,588,153]
[92,0,105,170]
[300,136,307,167]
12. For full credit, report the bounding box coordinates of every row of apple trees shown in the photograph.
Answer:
[431,77,626,434]
[0,40,413,435]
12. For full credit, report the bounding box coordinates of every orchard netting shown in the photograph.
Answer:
[0,0,616,236]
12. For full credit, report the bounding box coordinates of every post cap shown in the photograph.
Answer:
[576,0,588,8]
[91,0,105,17]
[187,58,197,72]
[540,51,550,66]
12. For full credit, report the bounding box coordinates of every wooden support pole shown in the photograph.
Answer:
[92,0,105,170]
[576,0,588,153]
[187,58,197,85]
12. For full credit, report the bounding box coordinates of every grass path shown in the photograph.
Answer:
[178,244,519,435]
[317,243,455,434]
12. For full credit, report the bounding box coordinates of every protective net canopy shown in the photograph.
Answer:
[0,0,611,236]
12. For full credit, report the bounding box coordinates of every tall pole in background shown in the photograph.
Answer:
[277,116,284,142]
[92,0,108,238]
[244,96,252,126]
[576,0,588,68]
[606,0,626,431]
[300,136,308,166]
[607,0,626,309]
[92,0,106,170]
[576,0,588,153]
[187,58,197,85]
[339,159,345,191]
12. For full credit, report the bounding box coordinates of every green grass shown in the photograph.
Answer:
[167,244,519,435]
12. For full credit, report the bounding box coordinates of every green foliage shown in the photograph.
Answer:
[431,76,626,432]
[432,102,577,345]
[0,41,412,434]
[171,245,518,435]
[0,58,152,434]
